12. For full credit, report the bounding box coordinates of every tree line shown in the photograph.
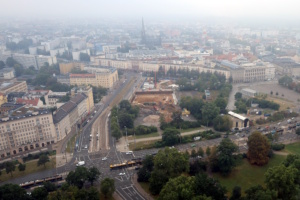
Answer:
[0,166,116,200]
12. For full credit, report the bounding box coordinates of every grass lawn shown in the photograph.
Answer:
[129,139,160,151]
[66,134,77,153]
[266,96,295,111]
[129,132,160,140]
[0,157,56,183]
[213,154,286,196]
[283,142,300,155]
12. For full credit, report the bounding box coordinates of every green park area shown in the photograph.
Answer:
[283,142,300,155]
[0,157,56,183]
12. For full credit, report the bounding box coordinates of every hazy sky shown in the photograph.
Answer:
[1,0,299,22]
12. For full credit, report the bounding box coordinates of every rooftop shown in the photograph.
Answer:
[0,106,51,123]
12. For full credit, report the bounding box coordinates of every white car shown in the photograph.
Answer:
[84,145,88,149]
[126,151,133,155]
[119,172,125,176]
[102,157,107,161]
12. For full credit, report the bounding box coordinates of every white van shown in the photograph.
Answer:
[76,161,85,167]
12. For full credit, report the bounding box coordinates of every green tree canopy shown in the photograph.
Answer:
[265,165,298,200]
[31,187,48,200]
[37,154,50,167]
[217,138,238,174]
[100,178,115,198]
[162,128,180,146]
[0,183,30,200]
[194,173,227,200]
[213,115,233,132]
[149,148,189,195]
[87,167,101,186]
[66,166,88,189]
[5,162,16,177]
[202,103,220,126]
[18,163,26,172]
[244,185,276,200]
[159,175,195,200]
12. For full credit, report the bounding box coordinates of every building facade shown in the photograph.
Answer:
[0,81,28,94]
[0,107,56,158]
[59,62,85,74]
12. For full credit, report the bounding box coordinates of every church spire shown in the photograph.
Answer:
[141,18,146,44]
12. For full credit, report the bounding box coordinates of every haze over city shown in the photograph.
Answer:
[0,1,300,200]
[0,0,300,24]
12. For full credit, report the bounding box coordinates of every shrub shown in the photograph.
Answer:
[271,143,285,151]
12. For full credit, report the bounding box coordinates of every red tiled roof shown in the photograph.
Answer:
[16,98,40,106]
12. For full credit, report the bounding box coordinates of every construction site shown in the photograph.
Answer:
[132,89,179,127]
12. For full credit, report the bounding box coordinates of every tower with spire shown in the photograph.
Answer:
[141,18,146,44]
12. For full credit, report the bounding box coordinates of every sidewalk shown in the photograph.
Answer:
[131,173,154,200]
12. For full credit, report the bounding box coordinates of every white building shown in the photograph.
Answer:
[72,49,90,61]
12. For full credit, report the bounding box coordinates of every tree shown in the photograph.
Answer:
[270,91,273,95]
[162,128,180,146]
[100,178,115,198]
[37,154,50,167]
[159,175,195,200]
[119,100,131,111]
[217,138,238,174]
[244,185,276,200]
[234,92,242,100]
[118,113,134,128]
[43,182,57,192]
[265,165,298,200]
[13,64,24,77]
[214,97,227,113]
[0,183,30,200]
[296,128,300,137]
[275,92,278,96]
[194,173,227,200]
[206,146,211,156]
[138,155,154,182]
[247,131,271,165]
[0,61,5,69]
[172,110,183,124]
[87,167,101,186]
[230,186,241,200]
[6,57,18,67]
[213,116,233,132]
[18,163,26,172]
[5,162,15,177]
[66,166,88,189]
[198,147,204,157]
[191,149,197,158]
[31,187,48,200]
[202,103,220,126]
[149,148,189,194]
[79,53,90,62]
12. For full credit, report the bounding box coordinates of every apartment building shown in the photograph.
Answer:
[48,92,68,107]
[11,54,57,69]
[71,86,94,113]
[0,68,15,80]
[70,66,118,88]
[0,107,56,158]
[53,93,88,141]
[0,81,28,94]
[59,62,85,74]
[93,57,231,79]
